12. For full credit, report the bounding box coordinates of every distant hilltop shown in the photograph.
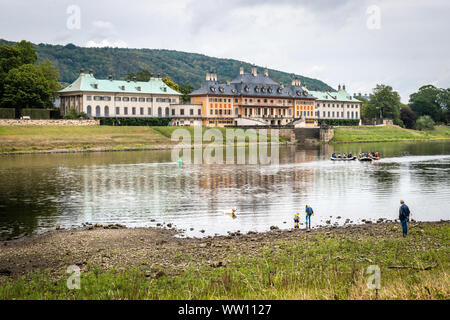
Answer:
[0,39,333,90]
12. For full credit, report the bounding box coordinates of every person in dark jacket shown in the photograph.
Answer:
[399,200,411,237]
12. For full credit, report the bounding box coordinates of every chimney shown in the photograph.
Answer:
[343,84,346,91]
[89,70,94,77]
[338,84,341,91]
[133,76,137,82]
[157,73,161,78]
[206,72,211,81]
[108,75,113,81]
[227,80,230,85]
[280,82,284,89]
[251,65,257,77]
[292,78,296,86]
[80,69,85,76]
[264,68,269,77]
[239,66,244,75]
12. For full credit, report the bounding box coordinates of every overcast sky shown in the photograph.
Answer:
[0,0,449,102]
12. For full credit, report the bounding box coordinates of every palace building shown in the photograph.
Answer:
[58,70,181,118]
[308,84,361,122]
[189,66,317,127]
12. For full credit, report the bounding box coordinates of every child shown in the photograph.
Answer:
[294,213,300,228]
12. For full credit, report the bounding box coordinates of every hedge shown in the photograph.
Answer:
[0,108,15,119]
[97,117,170,126]
[21,109,51,119]
[318,119,360,126]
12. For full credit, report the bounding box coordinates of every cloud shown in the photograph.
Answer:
[85,39,128,48]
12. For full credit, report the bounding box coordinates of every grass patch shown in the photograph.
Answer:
[332,125,450,143]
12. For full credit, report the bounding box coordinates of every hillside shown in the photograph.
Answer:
[0,39,333,90]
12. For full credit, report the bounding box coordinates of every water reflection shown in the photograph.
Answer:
[0,141,449,238]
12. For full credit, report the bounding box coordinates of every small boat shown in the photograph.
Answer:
[358,157,373,162]
[370,156,381,160]
[330,156,356,161]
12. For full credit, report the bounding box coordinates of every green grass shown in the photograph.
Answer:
[332,125,450,143]
[1,224,448,300]
[0,126,281,154]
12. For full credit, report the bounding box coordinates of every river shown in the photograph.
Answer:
[0,141,449,239]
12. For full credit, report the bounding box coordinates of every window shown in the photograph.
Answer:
[139,98,145,102]
[123,97,130,102]
[148,108,152,115]
[104,96,111,101]
[347,111,350,119]
[87,105,92,118]
[124,107,128,115]
[140,108,144,115]
[198,109,201,116]
[215,109,218,115]
[190,109,193,115]
[87,96,92,101]
[146,98,152,102]
[210,109,213,115]
[180,109,184,115]
[104,106,109,117]
[234,99,238,103]
[235,108,239,116]
[158,107,162,117]
[323,111,326,117]
[116,107,120,115]
[96,106,101,117]
[165,107,169,117]
[209,98,213,102]
[94,96,101,101]
[172,109,175,116]
[115,97,121,101]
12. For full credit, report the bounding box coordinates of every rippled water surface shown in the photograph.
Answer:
[0,141,449,238]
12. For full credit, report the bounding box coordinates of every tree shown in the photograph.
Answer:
[124,69,152,82]
[162,76,180,92]
[400,107,417,129]
[179,84,194,103]
[409,85,448,123]
[13,40,37,65]
[415,115,435,131]
[367,84,402,124]
[38,59,61,104]
[1,64,52,116]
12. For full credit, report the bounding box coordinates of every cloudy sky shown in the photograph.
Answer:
[0,0,449,102]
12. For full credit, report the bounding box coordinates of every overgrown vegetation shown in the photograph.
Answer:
[318,119,360,126]
[0,39,333,91]
[98,117,170,126]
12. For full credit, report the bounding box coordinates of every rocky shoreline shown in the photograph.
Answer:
[1,220,448,279]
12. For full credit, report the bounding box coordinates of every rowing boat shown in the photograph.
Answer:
[330,156,357,161]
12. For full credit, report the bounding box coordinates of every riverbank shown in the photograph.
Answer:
[331,125,450,143]
[0,221,448,299]
[0,126,284,155]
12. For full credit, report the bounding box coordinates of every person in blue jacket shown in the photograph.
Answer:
[305,205,314,229]
[399,200,411,237]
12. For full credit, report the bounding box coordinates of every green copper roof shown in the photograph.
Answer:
[59,73,181,95]
[306,89,358,102]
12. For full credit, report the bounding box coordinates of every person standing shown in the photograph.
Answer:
[294,213,300,229]
[305,205,314,229]
[399,200,411,237]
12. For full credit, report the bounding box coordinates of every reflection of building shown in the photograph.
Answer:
[58,70,181,117]
[189,66,317,127]
[307,84,361,122]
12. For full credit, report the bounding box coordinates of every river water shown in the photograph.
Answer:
[0,141,449,239]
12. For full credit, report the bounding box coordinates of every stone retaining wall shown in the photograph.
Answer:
[0,119,100,126]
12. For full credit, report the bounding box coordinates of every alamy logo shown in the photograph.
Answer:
[66,265,81,290]
[66,5,81,30]
[366,5,381,30]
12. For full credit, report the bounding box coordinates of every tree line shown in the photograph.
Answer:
[356,84,449,130]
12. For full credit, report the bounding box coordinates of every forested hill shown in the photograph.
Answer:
[0,39,333,90]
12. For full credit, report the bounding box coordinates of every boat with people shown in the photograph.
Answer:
[330,153,356,161]
[358,152,381,161]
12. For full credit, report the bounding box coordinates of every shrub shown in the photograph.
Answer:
[415,115,435,131]
[0,108,15,119]
[63,108,88,120]
[400,108,418,129]
[318,119,360,126]
[97,117,170,126]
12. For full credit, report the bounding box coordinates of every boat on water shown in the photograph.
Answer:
[358,157,374,162]
[330,156,357,161]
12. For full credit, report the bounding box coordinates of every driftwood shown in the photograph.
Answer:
[387,263,438,271]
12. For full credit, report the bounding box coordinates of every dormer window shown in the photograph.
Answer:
[268,88,273,93]
[254,87,259,92]
[219,87,224,93]
[163,87,167,92]
[136,86,141,91]
[92,84,98,89]
[303,92,308,96]
[277,88,283,94]
[261,87,266,93]
[297,91,301,96]
[120,85,125,90]
[244,86,249,92]
[210,86,216,92]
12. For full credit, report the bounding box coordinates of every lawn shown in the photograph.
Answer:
[332,125,450,143]
[0,126,279,154]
